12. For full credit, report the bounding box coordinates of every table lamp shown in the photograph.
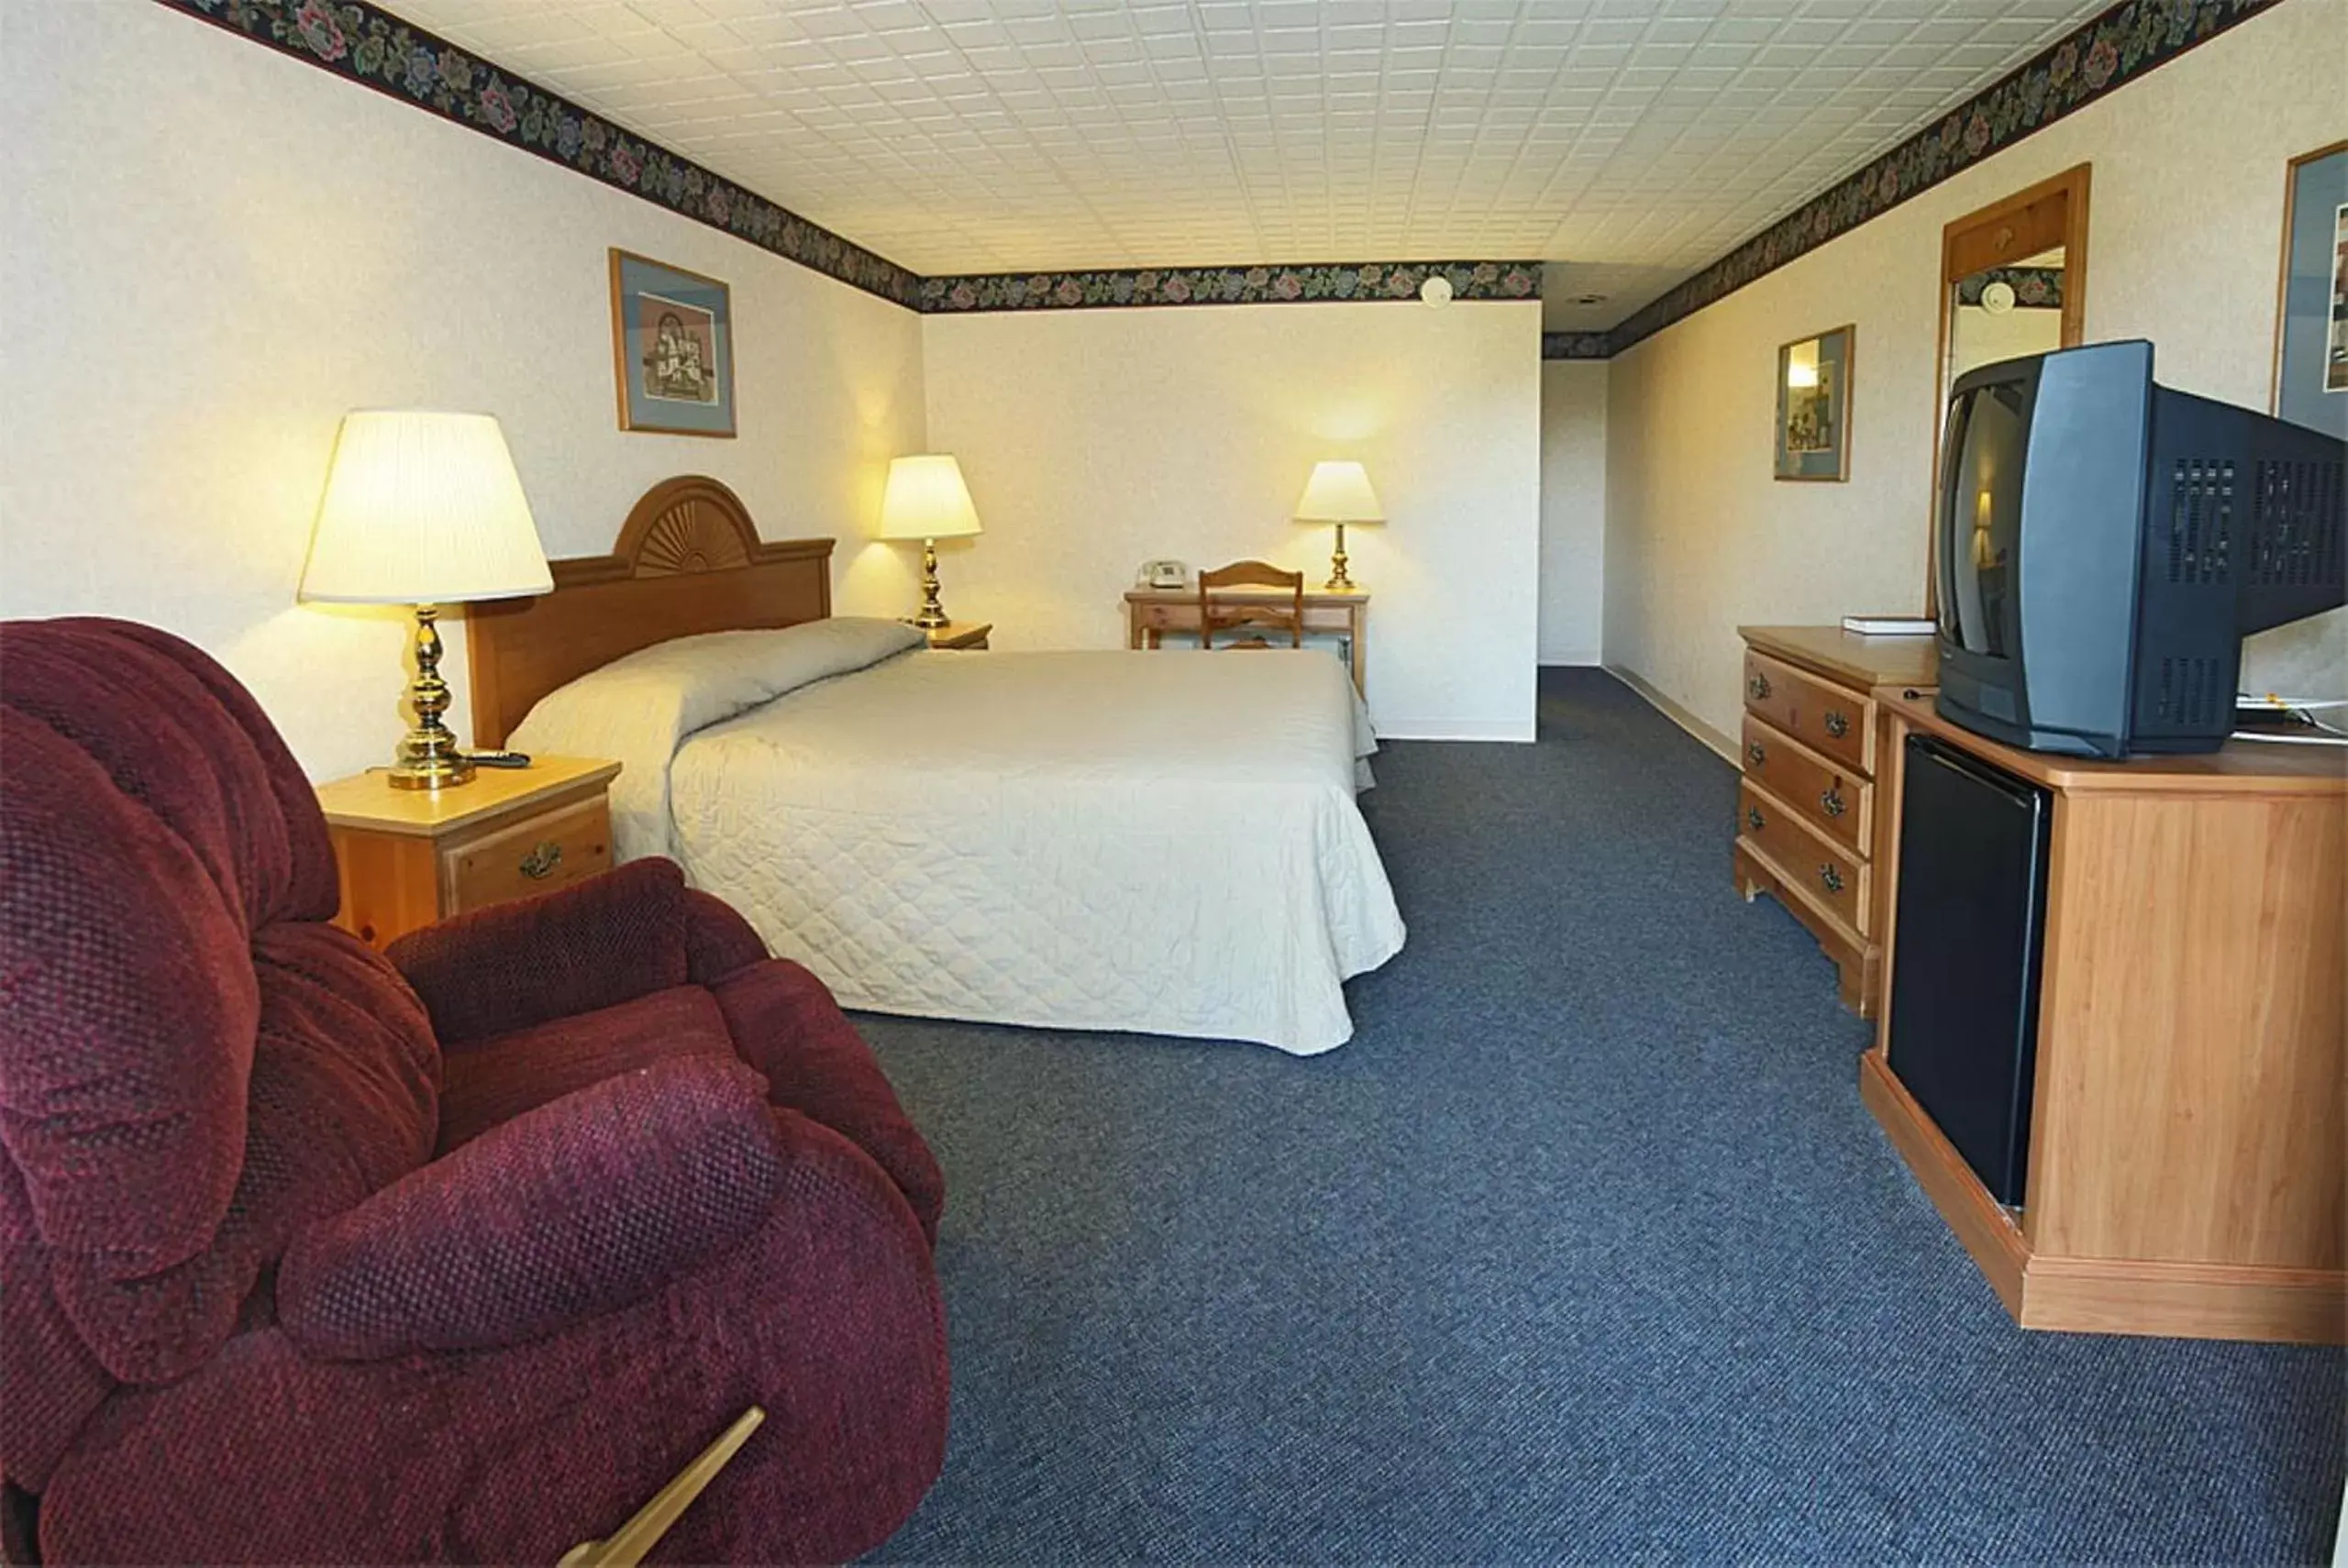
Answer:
[876,454,982,628]
[1292,459,1383,590]
[299,410,553,790]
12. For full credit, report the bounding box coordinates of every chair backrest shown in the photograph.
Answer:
[1197,560,1304,650]
[0,618,437,1485]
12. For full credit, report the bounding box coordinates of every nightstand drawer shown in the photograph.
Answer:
[441,799,613,915]
[1740,716,1870,855]
[1743,650,1872,774]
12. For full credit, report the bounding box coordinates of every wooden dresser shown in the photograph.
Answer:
[1733,625,1937,1017]
[1863,691,2344,1342]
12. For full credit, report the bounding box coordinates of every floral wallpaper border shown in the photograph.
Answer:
[164,0,2272,340]
[1541,333,1614,362]
[153,0,1539,318]
[918,260,1540,313]
[1955,267,2066,309]
[161,0,927,308]
[1598,0,2280,358]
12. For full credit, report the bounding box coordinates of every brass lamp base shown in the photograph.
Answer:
[907,536,951,629]
[1325,521,1355,591]
[387,604,475,790]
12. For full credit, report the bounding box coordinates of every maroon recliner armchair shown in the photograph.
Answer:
[0,618,948,1563]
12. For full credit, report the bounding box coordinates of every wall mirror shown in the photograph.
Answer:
[1928,164,2091,613]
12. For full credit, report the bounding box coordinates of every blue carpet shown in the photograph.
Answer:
[856,668,2345,1564]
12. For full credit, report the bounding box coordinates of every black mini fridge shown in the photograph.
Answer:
[1885,734,2054,1207]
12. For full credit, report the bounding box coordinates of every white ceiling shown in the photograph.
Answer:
[389,0,2110,329]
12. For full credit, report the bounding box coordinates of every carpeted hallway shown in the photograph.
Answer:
[855,667,2345,1564]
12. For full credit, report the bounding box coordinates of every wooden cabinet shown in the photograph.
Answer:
[316,756,622,950]
[1732,625,1936,1017]
[1861,692,2344,1343]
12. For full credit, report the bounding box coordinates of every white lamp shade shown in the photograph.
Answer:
[876,454,983,540]
[299,411,552,604]
[1292,460,1385,524]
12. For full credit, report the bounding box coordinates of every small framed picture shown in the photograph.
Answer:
[609,248,736,437]
[1775,324,1855,481]
[2272,141,2347,438]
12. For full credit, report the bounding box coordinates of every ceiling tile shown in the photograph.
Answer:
[385,0,2109,325]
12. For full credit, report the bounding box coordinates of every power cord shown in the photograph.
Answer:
[2232,692,2348,746]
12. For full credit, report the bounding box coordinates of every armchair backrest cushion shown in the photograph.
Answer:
[0,619,438,1480]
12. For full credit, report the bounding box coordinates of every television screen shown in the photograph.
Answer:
[1937,381,2029,661]
[1931,340,2345,757]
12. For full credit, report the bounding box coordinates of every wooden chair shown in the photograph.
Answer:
[1197,560,1304,650]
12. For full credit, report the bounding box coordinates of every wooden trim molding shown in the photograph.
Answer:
[1860,1050,2346,1343]
[466,476,834,746]
[1860,1051,2030,1313]
[549,476,825,587]
[1924,163,2092,615]
[2271,139,2348,414]
[2018,1256,2346,1344]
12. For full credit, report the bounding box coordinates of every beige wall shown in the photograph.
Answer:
[1603,0,2348,745]
[1539,360,1610,666]
[920,302,1544,739]
[0,1,926,781]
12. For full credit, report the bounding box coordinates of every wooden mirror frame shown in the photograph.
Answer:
[1925,163,2092,615]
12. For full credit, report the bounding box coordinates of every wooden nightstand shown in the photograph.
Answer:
[316,756,623,950]
[919,620,991,650]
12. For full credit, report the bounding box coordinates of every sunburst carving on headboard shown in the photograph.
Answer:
[635,498,754,577]
[464,473,835,746]
[548,475,772,588]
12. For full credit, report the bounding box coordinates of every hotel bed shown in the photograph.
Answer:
[470,478,1404,1054]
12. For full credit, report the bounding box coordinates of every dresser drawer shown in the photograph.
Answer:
[1740,716,1871,855]
[441,800,613,915]
[1743,650,1872,774]
[1738,779,1869,935]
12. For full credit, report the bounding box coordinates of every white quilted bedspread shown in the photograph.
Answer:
[670,648,1405,1054]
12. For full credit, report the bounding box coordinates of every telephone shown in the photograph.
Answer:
[1136,558,1190,590]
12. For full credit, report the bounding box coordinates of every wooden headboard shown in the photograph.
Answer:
[466,475,834,746]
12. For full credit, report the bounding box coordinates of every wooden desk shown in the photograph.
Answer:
[1124,585,1368,697]
[1861,691,2344,1342]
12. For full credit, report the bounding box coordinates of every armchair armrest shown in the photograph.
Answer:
[682,888,770,987]
[386,858,691,1045]
[277,1056,780,1360]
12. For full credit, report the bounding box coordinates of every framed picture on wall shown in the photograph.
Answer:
[2272,141,2347,437]
[609,248,737,437]
[1775,324,1854,481]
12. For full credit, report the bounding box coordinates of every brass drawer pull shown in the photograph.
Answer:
[1821,787,1847,818]
[1822,709,1850,739]
[1746,806,1765,833]
[1748,671,1772,701]
[1747,741,1767,766]
[1819,863,1844,895]
[518,840,564,880]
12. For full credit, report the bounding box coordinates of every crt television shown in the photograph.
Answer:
[1934,339,2346,757]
